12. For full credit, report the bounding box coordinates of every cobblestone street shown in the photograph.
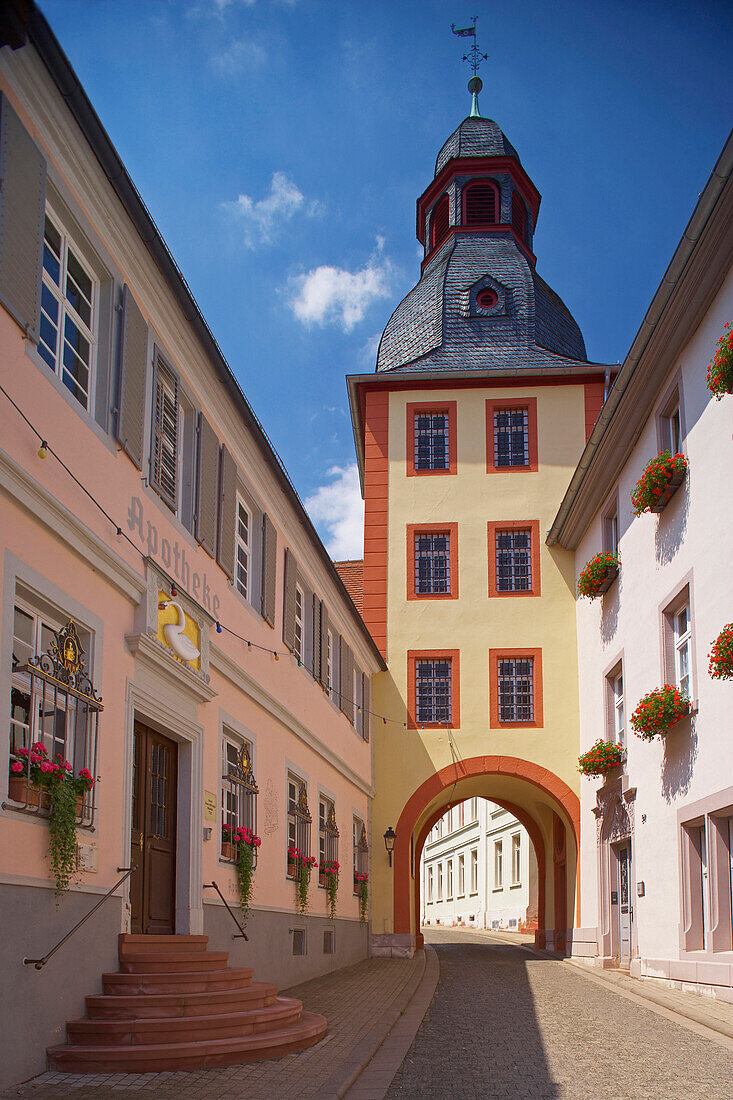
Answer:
[386,929,733,1100]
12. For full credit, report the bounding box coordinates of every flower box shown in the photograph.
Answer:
[577,553,620,599]
[630,685,690,741]
[578,740,625,777]
[221,841,236,861]
[631,451,687,516]
[708,623,733,680]
[8,775,51,811]
[707,322,733,400]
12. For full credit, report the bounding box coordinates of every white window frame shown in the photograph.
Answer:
[294,585,304,662]
[427,865,434,903]
[511,833,521,886]
[494,840,503,890]
[326,629,334,698]
[235,495,252,601]
[458,853,465,896]
[39,205,98,413]
[470,848,478,894]
[221,730,257,860]
[447,858,453,899]
[612,670,625,748]
[674,602,692,698]
[437,862,443,901]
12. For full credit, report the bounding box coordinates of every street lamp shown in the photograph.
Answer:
[383,826,396,867]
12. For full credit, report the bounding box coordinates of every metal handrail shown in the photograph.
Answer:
[23,866,135,970]
[203,880,248,941]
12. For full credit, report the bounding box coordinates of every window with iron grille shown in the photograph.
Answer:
[431,194,450,250]
[495,529,532,592]
[353,817,368,893]
[415,658,452,724]
[463,181,497,224]
[221,733,257,862]
[318,796,339,887]
[235,497,251,600]
[9,600,100,827]
[39,209,98,412]
[511,192,526,241]
[494,408,529,468]
[414,533,451,594]
[414,411,449,471]
[287,774,311,877]
[497,657,534,722]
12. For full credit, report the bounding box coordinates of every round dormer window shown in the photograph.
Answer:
[476,289,498,310]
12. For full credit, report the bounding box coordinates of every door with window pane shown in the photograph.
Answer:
[130,723,177,935]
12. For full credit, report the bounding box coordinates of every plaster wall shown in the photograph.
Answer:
[575,266,733,981]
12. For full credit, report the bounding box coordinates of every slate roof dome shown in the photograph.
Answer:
[435,116,521,176]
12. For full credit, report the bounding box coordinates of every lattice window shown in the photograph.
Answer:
[497,657,534,722]
[318,796,339,886]
[416,658,452,724]
[495,529,532,592]
[235,497,251,600]
[287,775,311,877]
[221,734,258,862]
[494,408,529,468]
[415,533,451,594]
[414,411,449,471]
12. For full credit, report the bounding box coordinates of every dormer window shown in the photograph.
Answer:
[511,192,527,242]
[430,194,450,251]
[463,181,498,225]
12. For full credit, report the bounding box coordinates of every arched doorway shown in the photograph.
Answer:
[392,756,580,954]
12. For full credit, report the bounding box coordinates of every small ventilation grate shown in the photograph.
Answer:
[323,930,335,954]
[465,182,497,225]
[431,195,450,251]
[292,928,306,956]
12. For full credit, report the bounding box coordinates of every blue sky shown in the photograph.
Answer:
[41,0,732,558]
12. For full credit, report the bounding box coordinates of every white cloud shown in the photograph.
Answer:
[288,239,394,333]
[304,465,364,561]
[224,172,314,247]
[212,37,267,77]
[359,332,381,368]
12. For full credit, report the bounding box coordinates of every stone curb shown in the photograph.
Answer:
[343,945,440,1100]
[309,948,429,1100]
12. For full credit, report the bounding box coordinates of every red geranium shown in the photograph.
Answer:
[630,451,687,516]
[578,740,625,776]
[707,322,733,399]
[708,623,733,680]
[630,685,690,741]
[577,552,620,599]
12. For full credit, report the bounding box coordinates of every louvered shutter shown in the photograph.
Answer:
[194,412,219,555]
[149,354,179,510]
[260,514,277,626]
[339,638,352,719]
[216,444,237,581]
[283,549,297,651]
[363,673,371,742]
[319,604,329,689]
[0,93,46,342]
[117,284,148,468]
[311,595,321,681]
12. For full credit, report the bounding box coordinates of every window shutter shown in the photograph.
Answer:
[311,595,321,681]
[193,412,218,555]
[339,637,352,719]
[319,604,329,688]
[363,672,371,742]
[260,513,277,626]
[149,353,179,510]
[216,443,237,581]
[0,93,46,342]
[117,284,148,469]
[283,548,297,651]
[604,674,616,740]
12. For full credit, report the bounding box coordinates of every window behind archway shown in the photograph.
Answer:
[463,181,498,225]
[430,194,450,251]
[511,192,527,241]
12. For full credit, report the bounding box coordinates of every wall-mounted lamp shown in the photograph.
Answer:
[203,827,212,841]
[384,826,396,867]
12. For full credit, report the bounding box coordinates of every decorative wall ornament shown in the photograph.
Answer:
[159,600,200,664]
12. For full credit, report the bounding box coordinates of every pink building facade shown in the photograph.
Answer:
[0,12,382,1087]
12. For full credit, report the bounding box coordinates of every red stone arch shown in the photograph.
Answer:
[393,756,580,949]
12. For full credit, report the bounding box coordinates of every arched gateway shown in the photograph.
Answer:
[345,84,612,958]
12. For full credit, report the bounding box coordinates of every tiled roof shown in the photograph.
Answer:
[334,560,364,616]
[435,117,521,177]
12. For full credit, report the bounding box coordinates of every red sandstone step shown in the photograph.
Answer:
[85,982,277,1020]
[102,967,254,996]
[118,934,208,959]
[48,1011,328,1072]
[67,998,303,1045]
[119,951,229,974]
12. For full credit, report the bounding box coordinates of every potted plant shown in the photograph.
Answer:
[707,322,733,399]
[630,685,690,741]
[577,552,620,599]
[221,822,236,861]
[708,622,733,680]
[288,846,316,914]
[355,872,369,923]
[320,859,339,919]
[578,739,625,776]
[234,826,261,923]
[630,451,687,515]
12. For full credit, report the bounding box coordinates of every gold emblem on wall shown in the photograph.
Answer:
[157,591,200,669]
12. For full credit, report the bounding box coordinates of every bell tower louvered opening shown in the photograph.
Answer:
[511,192,527,242]
[430,194,450,251]
[463,181,498,225]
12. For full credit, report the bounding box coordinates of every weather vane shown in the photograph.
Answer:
[451,15,487,117]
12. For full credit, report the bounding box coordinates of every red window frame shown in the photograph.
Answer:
[430,194,450,252]
[462,179,500,226]
[407,401,457,477]
[407,523,459,601]
[487,520,541,597]
[486,397,538,473]
[489,648,543,729]
[407,649,460,730]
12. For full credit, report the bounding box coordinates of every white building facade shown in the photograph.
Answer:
[420,798,538,932]
[549,133,733,996]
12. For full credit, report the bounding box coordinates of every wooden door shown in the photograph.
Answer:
[130,722,177,935]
